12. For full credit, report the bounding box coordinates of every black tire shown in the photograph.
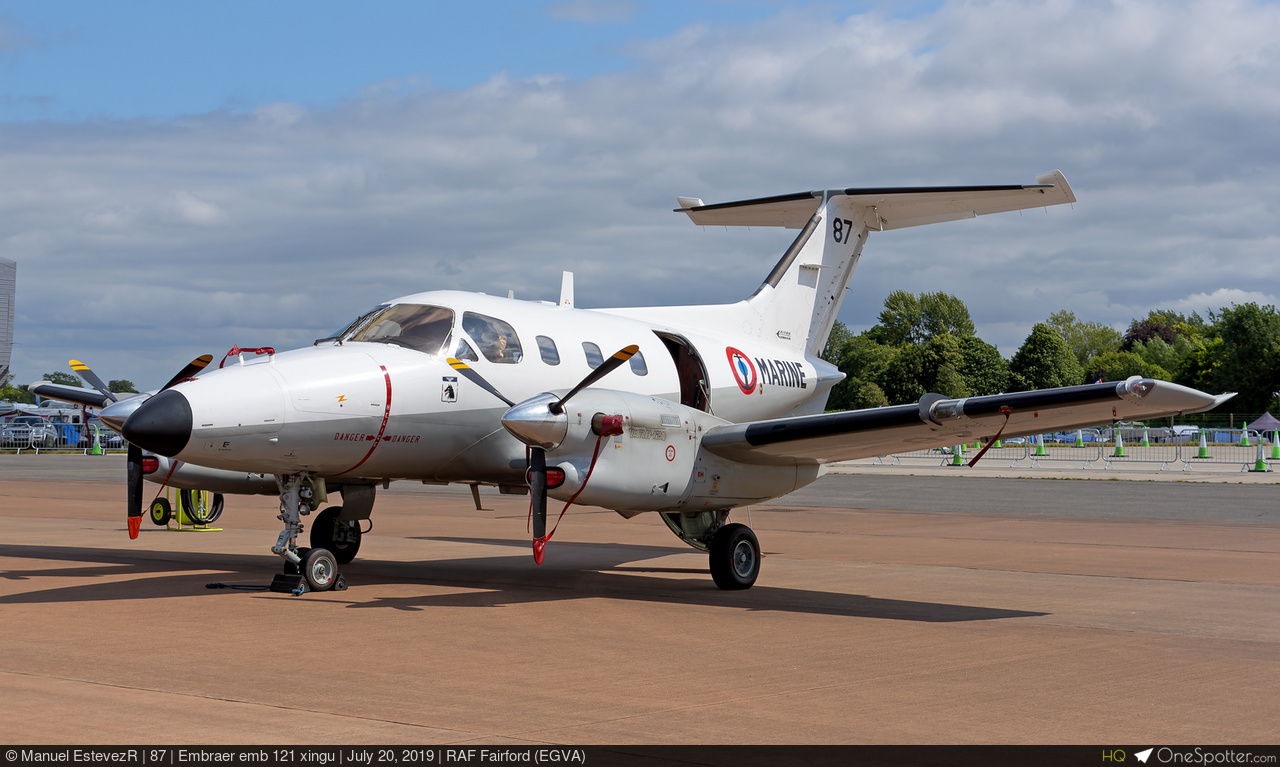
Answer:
[302,547,339,592]
[206,493,225,524]
[310,506,361,564]
[708,523,760,591]
[179,489,217,525]
[149,497,172,526]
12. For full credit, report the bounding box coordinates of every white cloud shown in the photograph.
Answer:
[3,0,1280,386]
[1167,288,1280,317]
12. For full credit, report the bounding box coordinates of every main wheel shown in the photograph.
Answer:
[310,506,361,564]
[149,497,172,526]
[708,523,760,590]
[302,547,339,592]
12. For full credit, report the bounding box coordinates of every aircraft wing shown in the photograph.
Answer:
[28,381,114,409]
[700,378,1232,466]
[675,170,1076,229]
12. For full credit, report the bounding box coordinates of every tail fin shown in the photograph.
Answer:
[676,171,1076,358]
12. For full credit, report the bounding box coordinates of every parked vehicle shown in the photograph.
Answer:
[1,415,59,447]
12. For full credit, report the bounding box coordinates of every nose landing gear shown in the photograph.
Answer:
[270,473,346,593]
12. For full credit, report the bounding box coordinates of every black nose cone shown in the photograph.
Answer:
[122,389,193,457]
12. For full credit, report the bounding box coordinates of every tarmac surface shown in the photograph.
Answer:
[1,454,1277,744]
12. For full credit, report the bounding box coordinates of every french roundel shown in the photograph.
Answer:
[725,347,757,395]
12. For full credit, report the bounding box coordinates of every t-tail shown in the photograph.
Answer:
[676,171,1076,359]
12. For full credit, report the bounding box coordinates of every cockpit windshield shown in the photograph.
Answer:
[346,304,455,355]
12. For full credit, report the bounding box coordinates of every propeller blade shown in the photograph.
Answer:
[551,345,639,414]
[447,358,516,407]
[69,359,118,403]
[126,444,143,539]
[161,354,214,391]
[528,447,548,564]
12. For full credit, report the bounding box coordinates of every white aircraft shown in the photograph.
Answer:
[81,172,1230,593]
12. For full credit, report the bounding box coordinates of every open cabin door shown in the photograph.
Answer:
[654,331,711,413]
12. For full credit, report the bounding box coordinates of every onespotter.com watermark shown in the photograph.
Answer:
[1106,748,1278,765]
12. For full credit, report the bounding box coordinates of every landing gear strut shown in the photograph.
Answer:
[271,473,345,593]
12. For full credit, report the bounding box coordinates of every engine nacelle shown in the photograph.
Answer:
[537,389,822,513]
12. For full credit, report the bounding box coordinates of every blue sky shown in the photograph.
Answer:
[1,0,1278,389]
[1,1,882,121]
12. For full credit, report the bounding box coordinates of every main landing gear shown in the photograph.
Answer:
[271,473,347,593]
[659,511,762,590]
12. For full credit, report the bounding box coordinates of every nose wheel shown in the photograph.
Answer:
[300,547,340,591]
[708,523,760,590]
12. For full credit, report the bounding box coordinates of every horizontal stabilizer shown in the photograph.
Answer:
[676,171,1075,229]
[702,378,1230,465]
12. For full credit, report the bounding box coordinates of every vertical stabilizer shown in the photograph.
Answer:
[744,194,869,358]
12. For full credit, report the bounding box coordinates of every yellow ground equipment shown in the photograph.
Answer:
[148,489,224,532]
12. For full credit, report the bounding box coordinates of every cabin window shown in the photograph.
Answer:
[629,351,648,376]
[347,304,454,355]
[462,312,523,364]
[536,335,560,365]
[582,342,603,370]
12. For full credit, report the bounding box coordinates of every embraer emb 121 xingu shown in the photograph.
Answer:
[72,172,1231,593]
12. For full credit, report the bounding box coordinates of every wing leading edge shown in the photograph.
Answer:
[701,378,1233,466]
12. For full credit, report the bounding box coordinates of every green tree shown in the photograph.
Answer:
[1,384,36,404]
[1121,311,1183,351]
[880,344,927,404]
[876,290,974,345]
[879,333,969,403]
[40,371,81,387]
[1131,336,1193,378]
[826,333,898,410]
[1046,310,1122,371]
[821,320,856,364]
[848,381,888,410]
[1085,350,1170,382]
[1009,323,1083,391]
[108,379,138,393]
[1206,303,1280,413]
[958,335,1010,395]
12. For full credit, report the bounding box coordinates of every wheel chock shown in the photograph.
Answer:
[270,573,307,594]
[333,573,348,591]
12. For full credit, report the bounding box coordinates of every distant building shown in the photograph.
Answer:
[0,258,13,387]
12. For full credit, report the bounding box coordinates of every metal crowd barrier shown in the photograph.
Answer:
[0,422,128,454]
[1026,430,1105,469]
[1181,429,1277,472]
[1099,426,1181,471]
[864,427,1277,473]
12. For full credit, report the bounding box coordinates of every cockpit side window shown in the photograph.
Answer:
[462,312,523,364]
[347,304,455,355]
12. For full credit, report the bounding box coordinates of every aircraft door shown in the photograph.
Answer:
[654,332,711,413]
